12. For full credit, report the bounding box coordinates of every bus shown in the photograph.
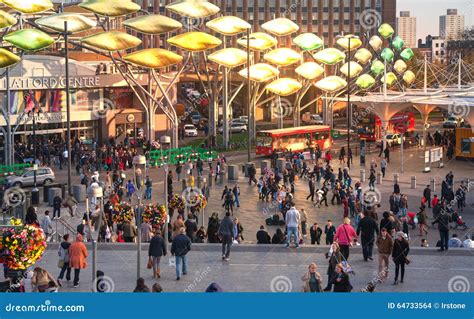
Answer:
[256,125,332,156]
[358,112,415,142]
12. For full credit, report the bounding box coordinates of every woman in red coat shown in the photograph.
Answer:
[69,234,88,288]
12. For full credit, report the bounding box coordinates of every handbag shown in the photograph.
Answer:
[169,256,176,267]
[57,259,65,269]
[405,257,411,265]
[147,257,153,269]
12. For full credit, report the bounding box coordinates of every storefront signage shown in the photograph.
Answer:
[21,112,65,124]
[2,76,100,90]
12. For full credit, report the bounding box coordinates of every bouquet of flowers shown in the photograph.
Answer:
[189,194,207,210]
[0,222,46,270]
[142,204,167,228]
[112,202,134,224]
[169,194,185,211]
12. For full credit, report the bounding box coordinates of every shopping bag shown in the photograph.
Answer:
[169,256,176,267]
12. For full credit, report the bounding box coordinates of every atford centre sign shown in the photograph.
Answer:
[0,76,100,90]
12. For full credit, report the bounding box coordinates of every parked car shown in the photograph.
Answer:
[184,124,198,137]
[6,167,55,187]
[377,133,402,146]
[443,116,458,128]
[302,113,324,125]
[238,116,249,125]
[219,123,248,133]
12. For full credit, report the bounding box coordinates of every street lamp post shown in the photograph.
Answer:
[246,28,251,163]
[133,155,146,280]
[346,37,351,170]
[90,185,104,286]
[64,21,72,196]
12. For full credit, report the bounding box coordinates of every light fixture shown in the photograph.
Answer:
[3,0,53,14]
[295,62,324,80]
[356,74,376,90]
[381,72,397,86]
[314,76,348,93]
[238,63,279,83]
[206,16,251,36]
[79,0,141,17]
[81,31,142,51]
[123,48,183,69]
[4,29,55,52]
[36,13,97,33]
[265,78,302,96]
[403,70,416,85]
[370,60,385,76]
[378,23,395,39]
[340,61,363,78]
[354,48,372,65]
[380,48,395,62]
[167,31,222,52]
[0,10,17,29]
[392,36,405,51]
[293,33,324,51]
[394,59,407,75]
[0,48,21,68]
[124,15,182,35]
[313,48,346,65]
[264,48,301,67]
[369,35,383,51]
[336,35,362,51]
[237,32,277,51]
[166,0,220,18]
[133,155,147,165]
[261,18,299,36]
[208,48,248,68]
[400,48,415,62]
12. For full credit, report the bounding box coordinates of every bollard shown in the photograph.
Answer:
[182,179,186,191]
[411,176,416,189]
[197,175,201,188]
[208,173,213,187]
[245,162,254,177]
[219,172,224,184]
[394,173,399,184]
[430,177,436,192]
[228,165,239,181]
[359,169,366,183]
[376,172,382,185]
[276,158,286,172]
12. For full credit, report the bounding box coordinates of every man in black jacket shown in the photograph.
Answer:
[357,212,379,261]
[423,185,431,208]
[171,227,192,280]
[432,211,451,252]
[218,212,235,261]
[310,223,323,245]
[53,195,62,219]
[148,230,167,278]
[184,213,198,243]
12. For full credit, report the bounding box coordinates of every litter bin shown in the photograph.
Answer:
[43,183,61,203]
[31,188,40,205]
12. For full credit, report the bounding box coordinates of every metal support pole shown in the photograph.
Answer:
[347,38,351,170]
[246,28,251,163]
[423,54,427,94]
[222,37,229,150]
[457,52,462,90]
[6,68,12,166]
[136,195,141,280]
[400,131,404,173]
[33,108,37,188]
[164,164,169,249]
[64,21,72,195]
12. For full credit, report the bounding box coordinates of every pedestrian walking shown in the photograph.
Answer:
[301,263,323,292]
[392,231,410,285]
[148,230,167,278]
[69,234,88,288]
[334,217,358,260]
[171,227,192,280]
[57,234,72,285]
[380,158,387,178]
[376,228,393,281]
[432,210,451,252]
[218,212,235,261]
[332,263,353,292]
[324,220,336,244]
[300,208,308,237]
[357,211,379,261]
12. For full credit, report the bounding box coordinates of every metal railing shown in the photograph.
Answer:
[52,216,77,242]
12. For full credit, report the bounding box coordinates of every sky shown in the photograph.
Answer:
[397,0,474,41]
